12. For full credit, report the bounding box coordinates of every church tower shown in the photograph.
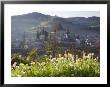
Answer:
[65,28,70,38]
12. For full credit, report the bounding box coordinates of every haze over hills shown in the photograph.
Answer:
[11,12,100,41]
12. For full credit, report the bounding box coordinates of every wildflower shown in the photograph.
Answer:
[44,55,48,58]
[87,65,89,69]
[16,66,19,68]
[91,53,94,59]
[31,61,35,65]
[49,55,52,59]
[83,51,86,58]
[64,52,68,58]
[68,53,73,60]
[36,62,40,65]
[27,66,31,69]
[76,55,78,59]
[44,55,47,57]
[12,62,17,68]
[86,53,91,58]
[26,64,28,66]
[51,58,56,62]
[79,67,82,70]
[71,74,74,76]
[55,67,58,70]
[26,58,29,61]
[17,75,21,77]
[92,53,94,56]
[58,54,62,58]
[69,63,73,67]
[19,63,24,66]
[19,55,22,58]
[22,71,25,74]
[96,57,99,60]
[94,58,97,61]
[61,57,64,59]
[41,62,45,66]
[76,58,80,62]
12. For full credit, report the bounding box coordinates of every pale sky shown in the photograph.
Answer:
[5,4,100,18]
[13,11,100,18]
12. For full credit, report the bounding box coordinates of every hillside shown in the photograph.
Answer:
[11,12,100,41]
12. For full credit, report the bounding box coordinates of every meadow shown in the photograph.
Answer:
[11,49,100,77]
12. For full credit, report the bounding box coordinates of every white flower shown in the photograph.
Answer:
[49,55,52,58]
[76,59,80,62]
[70,54,73,58]
[19,63,24,66]
[51,58,56,62]
[92,53,94,55]
[22,72,25,74]
[94,58,97,61]
[41,62,45,66]
[61,57,64,59]
[37,62,40,65]
[96,57,99,60]
[26,64,28,66]
[19,55,22,58]
[17,75,21,77]
[12,62,17,68]
[69,63,73,67]
[31,62,35,65]
[76,55,78,59]
[44,55,48,58]
[16,66,19,68]
[64,53,68,58]
[71,74,74,76]
[26,58,29,60]
[58,54,62,58]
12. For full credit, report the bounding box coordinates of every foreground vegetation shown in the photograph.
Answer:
[11,49,100,77]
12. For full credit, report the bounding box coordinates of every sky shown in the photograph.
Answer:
[13,11,99,18]
[6,4,100,18]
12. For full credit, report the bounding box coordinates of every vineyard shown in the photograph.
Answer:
[11,49,100,77]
